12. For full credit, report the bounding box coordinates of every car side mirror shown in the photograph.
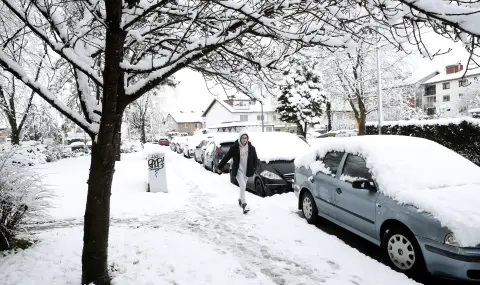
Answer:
[352,180,376,191]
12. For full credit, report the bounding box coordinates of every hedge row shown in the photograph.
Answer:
[366,118,480,166]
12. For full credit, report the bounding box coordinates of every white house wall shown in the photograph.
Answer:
[424,75,480,117]
[204,102,235,128]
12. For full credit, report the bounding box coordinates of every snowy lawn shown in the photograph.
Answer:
[0,148,420,285]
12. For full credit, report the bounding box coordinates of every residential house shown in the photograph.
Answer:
[201,98,297,133]
[421,63,480,117]
[166,111,204,134]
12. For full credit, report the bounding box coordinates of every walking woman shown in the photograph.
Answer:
[217,132,258,214]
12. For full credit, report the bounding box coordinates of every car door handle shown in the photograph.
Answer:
[336,188,342,194]
[308,177,314,183]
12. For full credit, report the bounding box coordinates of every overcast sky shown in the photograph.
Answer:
[157,32,473,114]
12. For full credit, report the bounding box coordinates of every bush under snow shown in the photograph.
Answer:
[0,153,52,250]
[0,142,65,166]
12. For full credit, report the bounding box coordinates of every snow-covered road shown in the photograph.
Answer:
[0,148,420,285]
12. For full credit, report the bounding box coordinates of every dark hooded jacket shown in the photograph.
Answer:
[218,132,258,177]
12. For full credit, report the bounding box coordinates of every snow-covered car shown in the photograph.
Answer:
[176,136,188,154]
[334,130,358,137]
[294,135,480,281]
[183,134,206,158]
[194,138,210,164]
[158,136,169,146]
[238,132,309,197]
[170,136,182,152]
[203,133,238,173]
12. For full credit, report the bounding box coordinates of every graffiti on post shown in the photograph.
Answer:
[148,154,165,177]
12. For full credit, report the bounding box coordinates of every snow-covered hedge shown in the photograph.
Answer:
[120,140,142,153]
[0,154,52,250]
[366,118,480,165]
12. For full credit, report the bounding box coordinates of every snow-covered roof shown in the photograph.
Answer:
[202,98,274,117]
[423,69,480,85]
[169,111,203,123]
[248,132,309,163]
[295,135,480,247]
[208,122,275,129]
[186,134,207,149]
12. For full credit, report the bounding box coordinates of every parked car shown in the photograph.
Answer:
[170,136,182,152]
[194,138,211,164]
[294,135,480,281]
[158,137,170,146]
[176,136,188,154]
[183,134,207,158]
[230,132,309,197]
[203,133,238,173]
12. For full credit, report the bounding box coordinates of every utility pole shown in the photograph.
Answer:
[261,101,265,132]
[376,31,383,135]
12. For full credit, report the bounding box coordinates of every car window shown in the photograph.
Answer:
[319,152,345,177]
[340,154,373,184]
[205,142,215,154]
[220,143,234,152]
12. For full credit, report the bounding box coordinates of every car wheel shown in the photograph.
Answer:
[301,191,319,224]
[255,178,266,197]
[382,225,425,276]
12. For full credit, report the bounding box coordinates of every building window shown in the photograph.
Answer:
[443,95,450,102]
[443,82,450,90]
[257,115,264,121]
[273,115,277,121]
[240,115,248,122]
[425,85,436,96]
[425,95,436,108]
[459,79,468,87]
[184,123,188,127]
[459,93,464,97]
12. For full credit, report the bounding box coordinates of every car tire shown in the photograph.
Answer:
[381,225,426,277]
[301,191,319,224]
[255,178,266,197]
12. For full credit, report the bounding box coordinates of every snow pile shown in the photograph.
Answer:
[295,135,480,247]
[248,132,309,163]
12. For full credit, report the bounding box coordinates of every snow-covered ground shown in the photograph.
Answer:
[0,148,420,285]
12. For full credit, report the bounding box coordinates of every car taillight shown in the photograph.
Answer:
[217,147,221,153]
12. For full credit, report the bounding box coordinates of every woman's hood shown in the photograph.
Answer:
[238,131,249,146]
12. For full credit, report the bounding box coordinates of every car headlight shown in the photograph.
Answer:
[260,170,282,180]
[445,233,459,246]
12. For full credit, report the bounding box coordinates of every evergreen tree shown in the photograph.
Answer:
[276,55,326,137]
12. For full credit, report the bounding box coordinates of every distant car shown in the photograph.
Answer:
[184,134,207,159]
[203,133,238,173]
[176,137,188,154]
[294,135,480,281]
[158,137,169,146]
[231,132,309,197]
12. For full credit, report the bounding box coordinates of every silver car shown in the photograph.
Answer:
[294,137,480,282]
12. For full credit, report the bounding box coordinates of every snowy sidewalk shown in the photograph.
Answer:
[0,149,420,285]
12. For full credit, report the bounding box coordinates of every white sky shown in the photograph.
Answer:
[161,33,474,114]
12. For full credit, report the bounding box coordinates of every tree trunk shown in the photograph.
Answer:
[326,101,332,132]
[10,127,20,145]
[303,122,308,137]
[356,114,367,136]
[296,122,304,137]
[82,1,123,284]
[140,122,146,144]
[114,112,122,161]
